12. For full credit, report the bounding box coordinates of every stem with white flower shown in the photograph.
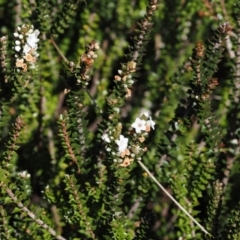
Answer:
[13,24,40,73]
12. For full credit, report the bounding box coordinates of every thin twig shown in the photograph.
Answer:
[128,197,142,219]
[50,37,68,62]
[137,160,210,236]
[5,186,66,240]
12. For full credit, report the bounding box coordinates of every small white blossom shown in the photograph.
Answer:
[26,29,40,48]
[131,117,147,133]
[23,44,32,55]
[132,112,156,132]
[128,80,134,84]
[115,135,128,152]
[15,46,21,52]
[18,171,31,179]
[146,117,155,130]
[230,139,238,145]
[15,40,21,45]
[118,70,123,75]
[102,133,111,143]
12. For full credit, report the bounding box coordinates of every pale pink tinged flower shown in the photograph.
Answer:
[120,148,130,158]
[15,58,24,68]
[114,75,121,81]
[146,117,155,130]
[22,63,28,72]
[145,125,151,132]
[125,88,131,98]
[102,133,111,143]
[131,117,147,133]
[31,57,36,63]
[115,135,128,152]
[119,157,134,167]
[138,136,145,143]
[24,53,36,63]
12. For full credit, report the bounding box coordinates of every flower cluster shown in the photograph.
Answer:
[113,61,136,98]
[79,40,99,82]
[13,25,40,72]
[101,112,156,167]
[131,112,155,133]
[18,170,31,179]
[64,40,100,93]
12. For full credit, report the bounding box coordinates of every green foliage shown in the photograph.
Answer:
[0,0,240,239]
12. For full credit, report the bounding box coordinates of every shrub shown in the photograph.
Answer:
[0,0,239,239]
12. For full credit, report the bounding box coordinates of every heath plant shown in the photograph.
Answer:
[0,0,239,239]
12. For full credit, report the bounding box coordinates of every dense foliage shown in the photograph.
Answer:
[0,0,239,239]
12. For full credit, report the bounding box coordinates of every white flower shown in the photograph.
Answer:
[26,29,40,48]
[115,135,128,152]
[230,139,238,145]
[102,133,111,143]
[22,29,40,55]
[18,171,31,179]
[131,117,147,133]
[23,44,32,54]
[146,117,155,130]
[15,46,21,52]
[15,40,21,45]
[118,70,123,75]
